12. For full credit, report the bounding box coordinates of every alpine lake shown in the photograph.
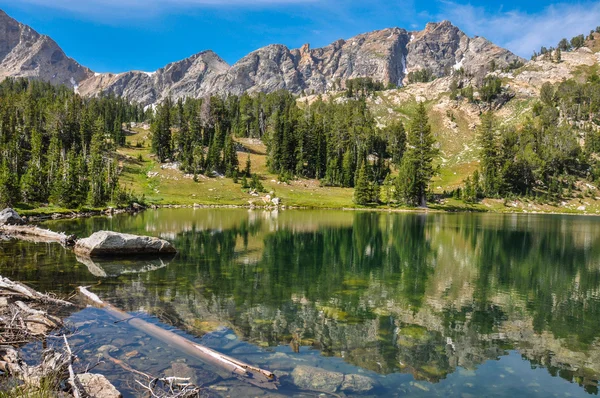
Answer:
[1,208,599,397]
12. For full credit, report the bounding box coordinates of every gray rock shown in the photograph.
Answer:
[0,10,91,89]
[291,365,344,393]
[0,9,522,107]
[74,231,177,256]
[341,373,377,393]
[0,208,25,225]
[77,373,122,398]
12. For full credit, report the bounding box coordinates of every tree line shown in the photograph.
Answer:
[0,78,147,208]
[149,91,438,207]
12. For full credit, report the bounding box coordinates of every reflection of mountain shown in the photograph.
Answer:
[80,211,600,394]
[4,210,600,394]
[75,254,174,277]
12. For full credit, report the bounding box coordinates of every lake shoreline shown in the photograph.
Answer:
[16,200,600,223]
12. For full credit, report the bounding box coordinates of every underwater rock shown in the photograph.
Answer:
[291,365,344,393]
[341,373,377,393]
[78,373,122,398]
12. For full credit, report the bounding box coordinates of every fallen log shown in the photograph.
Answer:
[0,225,77,247]
[77,286,277,390]
[0,276,74,307]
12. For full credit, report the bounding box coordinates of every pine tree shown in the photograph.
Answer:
[0,160,19,208]
[383,121,407,167]
[21,128,47,203]
[223,134,238,177]
[245,155,252,177]
[88,119,106,207]
[398,103,438,206]
[353,162,370,205]
[478,112,501,196]
[342,150,355,187]
[151,98,172,162]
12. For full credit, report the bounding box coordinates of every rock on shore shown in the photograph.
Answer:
[0,208,25,225]
[74,231,177,256]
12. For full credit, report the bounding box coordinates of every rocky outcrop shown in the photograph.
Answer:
[0,10,91,88]
[89,22,520,104]
[74,231,177,256]
[406,21,519,79]
[0,208,24,225]
[77,50,229,105]
[0,9,522,106]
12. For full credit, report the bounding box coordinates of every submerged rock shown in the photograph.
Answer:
[341,373,377,393]
[78,373,122,398]
[291,365,344,393]
[74,231,177,256]
[0,208,25,226]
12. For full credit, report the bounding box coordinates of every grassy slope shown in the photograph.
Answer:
[118,129,356,208]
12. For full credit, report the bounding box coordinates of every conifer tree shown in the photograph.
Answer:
[21,128,47,203]
[353,162,370,205]
[397,103,437,206]
[223,134,239,177]
[151,98,173,162]
[478,112,501,196]
[0,160,19,207]
[245,155,252,177]
[89,119,106,207]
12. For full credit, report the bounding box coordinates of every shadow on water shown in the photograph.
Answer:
[2,209,600,396]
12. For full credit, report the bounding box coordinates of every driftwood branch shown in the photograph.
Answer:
[78,286,277,390]
[0,276,74,307]
[0,225,76,247]
[63,334,82,398]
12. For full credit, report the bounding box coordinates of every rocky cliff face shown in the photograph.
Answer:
[0,9,522,105]
[77,50,229,104]
[0,10,91,87]
[406,21,519,78]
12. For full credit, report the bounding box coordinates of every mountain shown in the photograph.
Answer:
[0,10,91,87]
[0,9,523,105]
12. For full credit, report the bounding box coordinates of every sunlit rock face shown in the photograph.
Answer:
[0,10,521,106]
[0,10,92,87]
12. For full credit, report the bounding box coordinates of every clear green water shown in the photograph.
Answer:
[1,209,600,397]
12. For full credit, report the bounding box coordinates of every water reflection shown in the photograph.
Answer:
[1,210,600,396]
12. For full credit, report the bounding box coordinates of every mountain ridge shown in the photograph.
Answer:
[0,9,523,105]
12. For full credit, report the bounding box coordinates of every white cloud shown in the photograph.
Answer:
[438,2,600,57]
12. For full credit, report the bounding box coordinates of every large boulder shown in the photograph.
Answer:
[0,208,25,226]
[74,231,176,256]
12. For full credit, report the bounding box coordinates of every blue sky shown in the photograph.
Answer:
[1,0,599,73]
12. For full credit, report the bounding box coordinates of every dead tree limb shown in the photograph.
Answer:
[78,286,277,390]
[0,225,76,247]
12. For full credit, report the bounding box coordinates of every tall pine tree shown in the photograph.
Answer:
[396,103,437,206]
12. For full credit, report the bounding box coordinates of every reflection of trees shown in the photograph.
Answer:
[2,210,600,392]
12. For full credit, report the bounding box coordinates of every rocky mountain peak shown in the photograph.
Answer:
[0,9,524,105]
[0,9,91,87]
